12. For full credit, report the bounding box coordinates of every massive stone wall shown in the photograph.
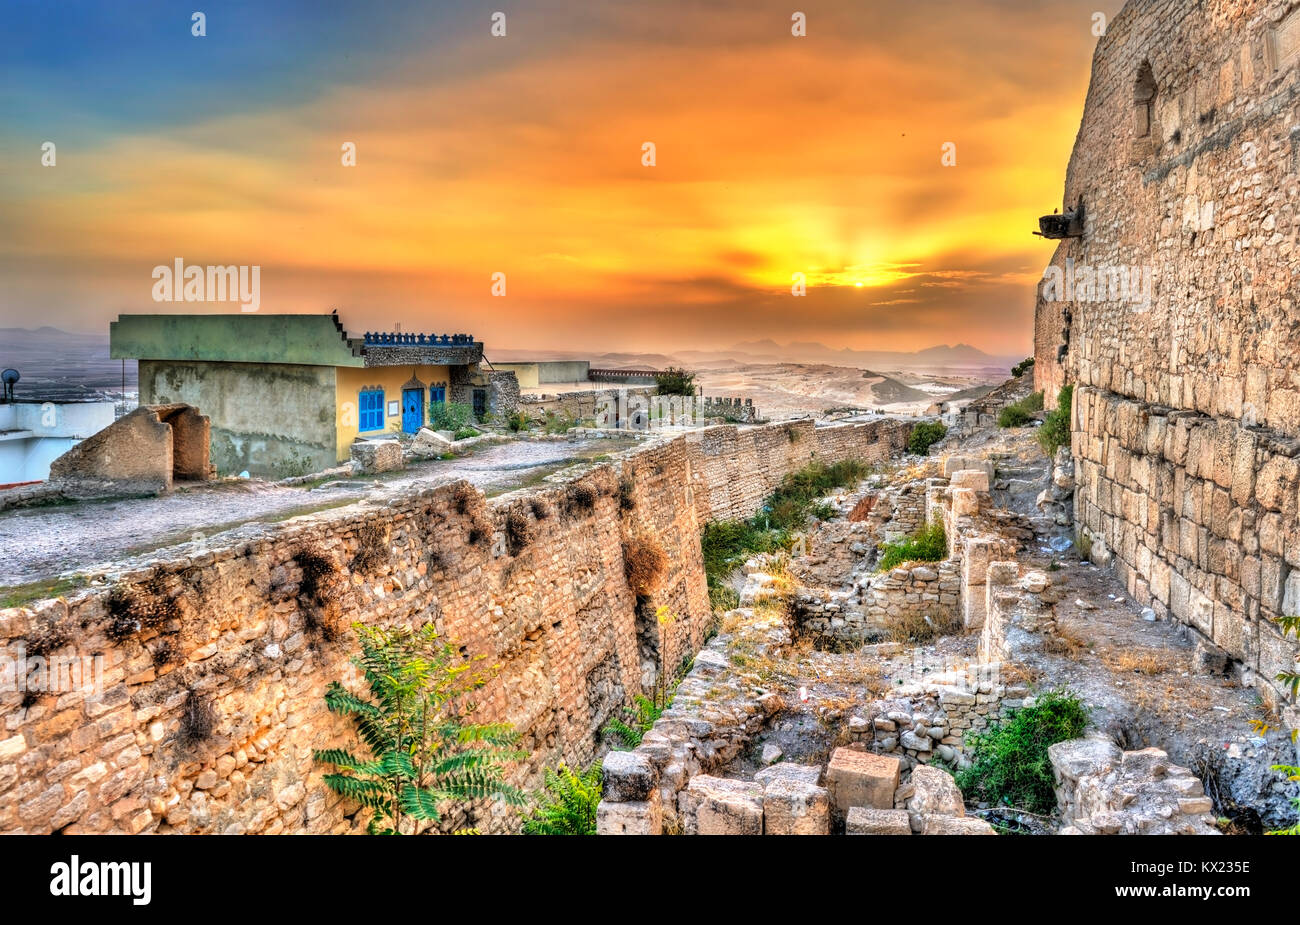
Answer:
[1033,0,1300,714]
[0,417,910,834]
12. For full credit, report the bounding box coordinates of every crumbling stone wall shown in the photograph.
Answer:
[1032,0,1300,716]
[792,561,960,646]
[0,417,908,835]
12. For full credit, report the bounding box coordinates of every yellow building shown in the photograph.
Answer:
[111,312,517,476]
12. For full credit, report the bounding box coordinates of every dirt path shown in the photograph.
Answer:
[0,437,634,587]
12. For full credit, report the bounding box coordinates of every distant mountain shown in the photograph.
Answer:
[728,339,1016,370]
[0,326,131,391]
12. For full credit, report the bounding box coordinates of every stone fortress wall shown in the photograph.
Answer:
[1033,0,1300,718]
[0,416,910,834]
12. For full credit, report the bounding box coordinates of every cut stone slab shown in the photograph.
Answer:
[907,765,966,817]
[410,427,455,457]
[678,775,764,835]
[919,814,997,835]
[826,748,901,813]
[754,762,822,788]
[762,778,829,835]
[846,806,912,835]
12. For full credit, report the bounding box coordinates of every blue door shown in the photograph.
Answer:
[402,388,424,433]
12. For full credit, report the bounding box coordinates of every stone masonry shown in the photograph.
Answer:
[1032,0,1300,720]
[0,416,910,834]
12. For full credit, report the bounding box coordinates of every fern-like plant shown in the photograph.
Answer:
[602,694,667,749]
[314,622,526,834]
[521,764,602,835]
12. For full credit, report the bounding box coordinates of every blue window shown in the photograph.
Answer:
[359,388,385,432]
[429,385,446,405]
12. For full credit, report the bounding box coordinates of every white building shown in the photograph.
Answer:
[0,399,117,485]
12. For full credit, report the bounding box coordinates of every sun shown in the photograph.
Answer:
[854,282,864,288]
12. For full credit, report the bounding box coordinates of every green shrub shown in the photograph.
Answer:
[908,421,947,455]
[453,427,481,441]
[507,411,532,433]
[998,405,1031,428]
[653,366,697,396]
[877,520,947,571]
[429,400,474,433]
[956,689,1089,814]
[997,392,1042,428]
[1037,384,1073,458]
[1011,356,1036,378]
[522,764,602,835]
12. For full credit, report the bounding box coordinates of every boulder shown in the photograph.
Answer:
[907,765,966,818]
[350,439,403,474]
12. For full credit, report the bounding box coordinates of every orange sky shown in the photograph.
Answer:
[0,1,1121,356]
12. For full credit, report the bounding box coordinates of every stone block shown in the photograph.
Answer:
[919,814,997,835]
[761,778,829,835]
[596,792,662,835]
[678,776,763,835]
[754,762,822,788]
[950,469,991,493]
[846,806,912,835]
[825,748,901,812]
[601,750,657,802]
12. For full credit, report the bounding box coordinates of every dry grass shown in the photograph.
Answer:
[623,536,668,596]
[1105,648,1183,676]
[883,608,964,644]
[1041,622,1089,657]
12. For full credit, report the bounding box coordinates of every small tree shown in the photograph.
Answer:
[315,623,526,834]
[1011,356,1036,378]
[654,366,697,396]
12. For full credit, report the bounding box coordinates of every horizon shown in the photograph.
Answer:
[0,0,1119,356]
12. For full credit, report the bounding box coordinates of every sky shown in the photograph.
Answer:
[0,0,1121,356]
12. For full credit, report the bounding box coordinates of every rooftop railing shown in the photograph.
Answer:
[362,332,476,346]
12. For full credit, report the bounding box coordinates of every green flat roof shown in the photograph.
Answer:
[110,313,364,367]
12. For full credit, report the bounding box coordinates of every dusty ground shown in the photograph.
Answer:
[693,363,998,420]
[0,436,636,588]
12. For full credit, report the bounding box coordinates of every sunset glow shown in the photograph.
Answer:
[1,0,1120,354]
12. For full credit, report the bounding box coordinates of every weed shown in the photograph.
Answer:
[956,689,1089,814]
[877,520,947,571]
